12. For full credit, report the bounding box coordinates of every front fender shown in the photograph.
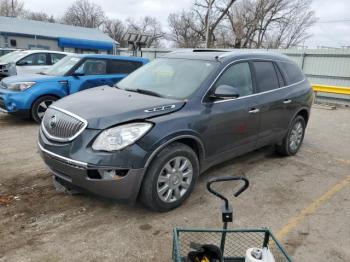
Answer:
[143,130,205,168]
[19,82,68,110]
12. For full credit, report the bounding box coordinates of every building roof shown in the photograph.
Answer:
[70,53,149,63]
[0,16,116,44]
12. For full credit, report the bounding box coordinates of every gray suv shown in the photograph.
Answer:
[38,51,313,211]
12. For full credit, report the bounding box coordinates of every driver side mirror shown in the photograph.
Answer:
[210,85,240,100]
[72,72,85,78]
[16,61,29,66]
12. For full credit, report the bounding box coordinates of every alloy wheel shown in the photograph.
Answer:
[289,121,304,151]
[37,100,54,119]
[156,156,193,203]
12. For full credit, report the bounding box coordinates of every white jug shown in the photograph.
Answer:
[245,247,276,262]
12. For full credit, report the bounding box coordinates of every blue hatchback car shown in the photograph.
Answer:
[0,54,149,122]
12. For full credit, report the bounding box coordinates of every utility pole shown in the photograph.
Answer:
[205,0,213,48]
[11,0,14,17]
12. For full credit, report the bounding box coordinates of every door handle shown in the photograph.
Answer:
[248,108,260,114]
[283,99,292,104]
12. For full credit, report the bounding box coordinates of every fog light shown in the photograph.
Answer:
[99,170,117,180]
[97,169,128,180]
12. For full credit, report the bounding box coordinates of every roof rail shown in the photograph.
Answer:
[193,49,229,52]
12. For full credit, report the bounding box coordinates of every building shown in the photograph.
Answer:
[0,16,118,54]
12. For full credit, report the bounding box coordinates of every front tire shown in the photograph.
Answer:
[31,95,58,123]
[276,115,306,156]
[140,142,199,212]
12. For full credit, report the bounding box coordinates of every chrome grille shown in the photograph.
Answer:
[41,107,87,142]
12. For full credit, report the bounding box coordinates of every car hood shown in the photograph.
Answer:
[52,86,186,129]
[2,74,64,83]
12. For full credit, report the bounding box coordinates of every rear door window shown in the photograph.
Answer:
[213,62,253,97]
[280,62,304,84]
[107,60,143,74]
[75,59,107,75]
[50,53,66,65]
[253,61,280,92]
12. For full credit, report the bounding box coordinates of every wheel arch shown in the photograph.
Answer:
[30,93,61,111]
[296,108,309,125]
[144,134,205,168]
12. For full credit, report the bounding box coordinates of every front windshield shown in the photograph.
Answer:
[44,56,81,76]
[117,58,217,99]
[0,51,26,64]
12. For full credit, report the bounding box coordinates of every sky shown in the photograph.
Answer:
[22,0,350,48]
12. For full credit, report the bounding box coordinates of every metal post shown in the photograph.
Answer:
[205,0,213,48]
[11,0,14,17]
[262,231,270,248]
[220,222,228,255]
[301,52,306,70]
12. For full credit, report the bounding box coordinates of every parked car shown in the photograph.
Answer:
[38,51,313,211]
[0,54,149,122]
[0,48,18,57]
[0,50,67,78]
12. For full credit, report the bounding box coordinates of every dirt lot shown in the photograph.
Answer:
[0,107,349,262]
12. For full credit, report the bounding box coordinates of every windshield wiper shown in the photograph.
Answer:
[125,88,163,98]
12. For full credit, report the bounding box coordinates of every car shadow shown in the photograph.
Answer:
[199,145,283,183]
[0,112,35,126]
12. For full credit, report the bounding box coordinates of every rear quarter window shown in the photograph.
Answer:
[107,60,143,74]
[280,62,305,84]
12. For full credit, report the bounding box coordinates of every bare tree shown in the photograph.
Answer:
[265,0,316,48]
[226,0,316,49]
[103,18,126,46]
[22,11,56,23]
[0,0,24,17]
[126,16,164,47]
[62,0,105,28]
[192,0,237,47]
[168,11,202,48]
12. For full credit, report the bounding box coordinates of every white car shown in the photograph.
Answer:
[0,50,68,78]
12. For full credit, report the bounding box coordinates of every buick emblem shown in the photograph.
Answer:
[49,115,57,129]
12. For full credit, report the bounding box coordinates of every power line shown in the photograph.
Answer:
[316,19,350,23]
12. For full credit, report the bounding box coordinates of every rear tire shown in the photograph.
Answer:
[276,115,306,156]
[140,142,199,212]
[31,95,58,123]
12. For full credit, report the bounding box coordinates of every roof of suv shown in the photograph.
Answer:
[162,50,291,63]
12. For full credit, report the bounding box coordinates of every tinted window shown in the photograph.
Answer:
[107,60,142,74]
[274,63,285,87]
[50,53,66,64]
[253,61,279,92]
[75,59,107,75]
[280,62,304,84]
[18,53,47,65]
[214,62,253,97]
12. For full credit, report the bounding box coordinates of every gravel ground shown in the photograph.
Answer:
[0,106,349,261]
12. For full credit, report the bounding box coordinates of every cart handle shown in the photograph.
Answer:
[206,176,249,209]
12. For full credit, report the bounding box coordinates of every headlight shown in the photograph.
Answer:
[7,82,36,91]
[92,122,153,151]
